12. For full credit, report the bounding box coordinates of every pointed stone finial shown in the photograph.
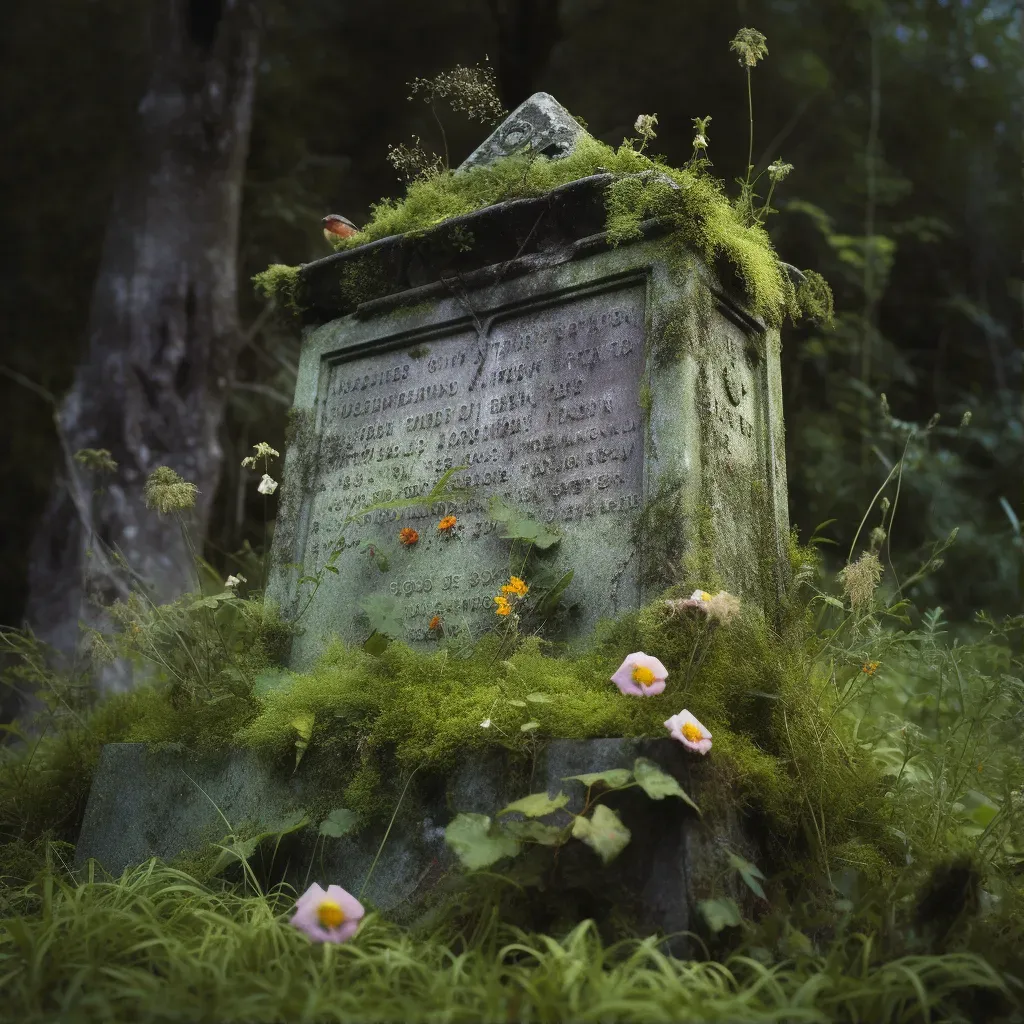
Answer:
[457,92,590,171]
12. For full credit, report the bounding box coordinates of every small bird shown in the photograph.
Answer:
[323,214,360,244]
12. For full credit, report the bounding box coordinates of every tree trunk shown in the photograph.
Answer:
[24,0,261,695]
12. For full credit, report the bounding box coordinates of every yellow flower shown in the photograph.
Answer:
[494,595,512,616]
[438,515,457,533]
[501,576,529,597]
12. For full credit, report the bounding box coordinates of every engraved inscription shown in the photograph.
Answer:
[302,286,647,640]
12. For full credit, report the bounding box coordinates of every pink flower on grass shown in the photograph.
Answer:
[290,882,364,944]
[664,709,713,755]
[611,652,668,697]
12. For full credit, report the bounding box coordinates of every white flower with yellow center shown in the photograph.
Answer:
[290,882,364,944]
[664,709,713,755]
[611,651,668,697]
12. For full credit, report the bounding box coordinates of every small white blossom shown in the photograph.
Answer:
[258,474,279,496]
[479,718,492,729]
[767,159,794,182]
[225,574,247,588]
[242,442,280,469]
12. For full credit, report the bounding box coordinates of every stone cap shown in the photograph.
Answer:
[457,92,590,171]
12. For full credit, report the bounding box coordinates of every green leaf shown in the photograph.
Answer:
[291,713,314,771]
[562,768,633,789]
[699,897,742,933]
[501,820,570,846]
[525,692,552,703]
[817,594,846,611]
[363,631,391,657]
[571,804,631,863]
[323,564,339,574]
[727,851,767,900]
[359,594,402,639]
[520,721,540,732]
[535,569,574,614]
[488,495,561,549]
[507,699,527,707]
[319,808,359,838]
[497,791,568,818]
[633,758,701,813]
[209,836,259,877]
[444,813,521,870]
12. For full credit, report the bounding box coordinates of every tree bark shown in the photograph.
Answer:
[24,0,261,695]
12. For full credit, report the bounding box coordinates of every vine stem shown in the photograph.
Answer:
[358,763,423,900]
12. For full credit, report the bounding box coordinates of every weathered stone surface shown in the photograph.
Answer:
[457,92,588,171]
[269,169,789,665]
[75,739,761,954]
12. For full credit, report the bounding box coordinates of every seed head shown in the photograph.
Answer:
[838,551,884,611]
[144,466,198,515]
[730,28,769,68]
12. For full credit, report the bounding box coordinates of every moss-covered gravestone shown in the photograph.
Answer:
[76,94,798,953]
[268,93,790,666]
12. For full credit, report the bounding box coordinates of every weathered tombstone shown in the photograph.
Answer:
[76,95,785,951]
[268,92,790,666]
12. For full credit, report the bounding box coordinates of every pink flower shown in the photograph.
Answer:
[611,651,668,697]
[664,709,713,755]
[290,882,365,944]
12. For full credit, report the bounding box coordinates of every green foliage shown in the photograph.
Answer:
[251,263,303,311]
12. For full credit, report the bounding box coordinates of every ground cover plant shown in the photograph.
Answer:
[2,31,1022,1024]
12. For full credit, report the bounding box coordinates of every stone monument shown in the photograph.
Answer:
[268,93,790,666]
[76,96,786,947]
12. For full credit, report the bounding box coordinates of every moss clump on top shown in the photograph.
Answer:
[255,134,829,328]
[252,263,304,312]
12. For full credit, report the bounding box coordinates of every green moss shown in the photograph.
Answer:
[262,134,825,326]
[252,263,303,312]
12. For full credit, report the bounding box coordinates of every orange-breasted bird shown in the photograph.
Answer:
[323,214,359,244]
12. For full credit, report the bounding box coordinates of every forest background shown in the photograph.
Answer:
[0,0,1020,720]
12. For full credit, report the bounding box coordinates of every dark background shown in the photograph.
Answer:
[1,0,1020,658]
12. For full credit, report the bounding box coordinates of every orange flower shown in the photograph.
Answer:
[861,660,881,676]
[428,615,442,631]
[399,527,419,546]
[494,595,512,616]
[438,515,457,533]
[501,576,529,597]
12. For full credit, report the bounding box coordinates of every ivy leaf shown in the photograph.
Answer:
[358,594,402,639]
[488,496,561,549]
[699,897,743,933]
[562,768,633,789]
[501,820,570,846]
[210,811,309,878]
[363,631,391,657]
[209,836,259,877]
[444,813,521,870]
[633,758,701,814]
[497,791,568,818]
[319,808,359,838]
[571,804,631,863]
[727,851,767,900]
[291,713,315,771]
